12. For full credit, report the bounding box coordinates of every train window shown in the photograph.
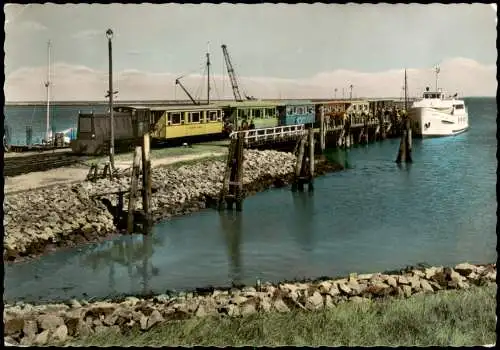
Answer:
[79,117,92,132]
[296,106,304,114]
[209,111,218,121]
[190,112,201,123]
[286,106,293,115]
[170,112,181,125]
[240,109,249,119]
[254,109,261,118]
[308,106,314,114]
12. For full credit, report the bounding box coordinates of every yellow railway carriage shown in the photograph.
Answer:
[150,104,225,142]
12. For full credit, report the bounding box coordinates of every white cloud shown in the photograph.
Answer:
[4,57,496,102]
[126,50,142,56]
[8,20,47,32]
[72,29,103,40]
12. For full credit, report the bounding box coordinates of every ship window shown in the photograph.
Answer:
[454,104,464,110]
[170,112,181,125]
[190,112,201,123]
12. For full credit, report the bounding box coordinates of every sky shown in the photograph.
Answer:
[4,3,497,102]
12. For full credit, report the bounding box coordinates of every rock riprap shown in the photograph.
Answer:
[3,150,317,262]
[3,262,495,346]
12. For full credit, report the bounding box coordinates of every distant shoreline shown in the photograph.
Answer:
[4,96,493,107]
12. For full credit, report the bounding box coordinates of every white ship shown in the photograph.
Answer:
[408,66,469,137]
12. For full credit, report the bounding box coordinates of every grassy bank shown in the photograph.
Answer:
[70,284,496,347]
[85,140,229,166]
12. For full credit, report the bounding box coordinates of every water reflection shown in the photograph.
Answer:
[81,233,163,296]
[219,211,243,286]
[291,191,315,253]
[327,148,350,169]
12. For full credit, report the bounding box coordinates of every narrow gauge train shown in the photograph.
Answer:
[277,100,316,127]
[219,100,317,132]
[312,100,351,129]
[218,101,279,131]
[149,104,225,145]
[71,106,151,155]
[71,104,225,155]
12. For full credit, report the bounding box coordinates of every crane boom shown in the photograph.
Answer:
[221,44,244,102]
[175,78,199,105]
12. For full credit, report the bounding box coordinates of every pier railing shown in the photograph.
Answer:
[229,124,307,146]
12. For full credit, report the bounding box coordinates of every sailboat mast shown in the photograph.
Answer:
[404,69,408,112]
[45,40,52,142]
[206,41,210,105]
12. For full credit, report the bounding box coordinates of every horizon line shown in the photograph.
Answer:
[5,95,493,106]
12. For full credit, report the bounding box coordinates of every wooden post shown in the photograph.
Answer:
[219,138,236,211]
[396,114,412,163]
[292,135,306,192]
[102,162,110,179]
[407,118,412,153]
[117,191,124,224]
[308,128,315,191]
[235,133,244,211]
[319,106,326,153]
[127,146,142,233]
[141,133,152,225]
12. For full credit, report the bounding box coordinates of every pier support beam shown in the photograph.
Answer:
[219,133,245,211]
[395,114,413,163]
[319,106,326,153]
[292,129,314,192]
[141,133,152,228]
[127,146,142,233]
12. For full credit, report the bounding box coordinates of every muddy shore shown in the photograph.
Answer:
[4,150,342,264]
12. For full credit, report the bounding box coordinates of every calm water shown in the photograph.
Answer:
[4,104,105,145]
[4,97,496,303]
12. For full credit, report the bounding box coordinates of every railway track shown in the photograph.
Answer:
[3,151,90,177]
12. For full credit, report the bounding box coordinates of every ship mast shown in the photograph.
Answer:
[206,41,211,105]
[435,65,440,92]
[44,40,52,142]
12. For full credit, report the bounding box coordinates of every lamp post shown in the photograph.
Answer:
[334,88,338,99]
[106,28,115,170]
[349,84,353,100]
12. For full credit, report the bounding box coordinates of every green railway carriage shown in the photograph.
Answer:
[218,101,279,132]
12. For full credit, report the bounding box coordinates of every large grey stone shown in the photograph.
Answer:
[305,292,323,310]
[51,324,68,343]
[38,314,64,331]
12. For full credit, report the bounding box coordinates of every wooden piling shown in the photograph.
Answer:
[219,133,245,211]
[141,133,152,225]
[127,146,142,233]
[395,114,413,163]
[117,191,124,223]
[319,106,326,153]
[292,135,306,192]
[308,128,315,191]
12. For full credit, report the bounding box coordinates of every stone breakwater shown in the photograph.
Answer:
[3,150,342,262]
[3,262,495,346]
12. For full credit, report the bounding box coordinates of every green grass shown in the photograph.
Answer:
[70,284,496,347]
[83,140,229,166]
